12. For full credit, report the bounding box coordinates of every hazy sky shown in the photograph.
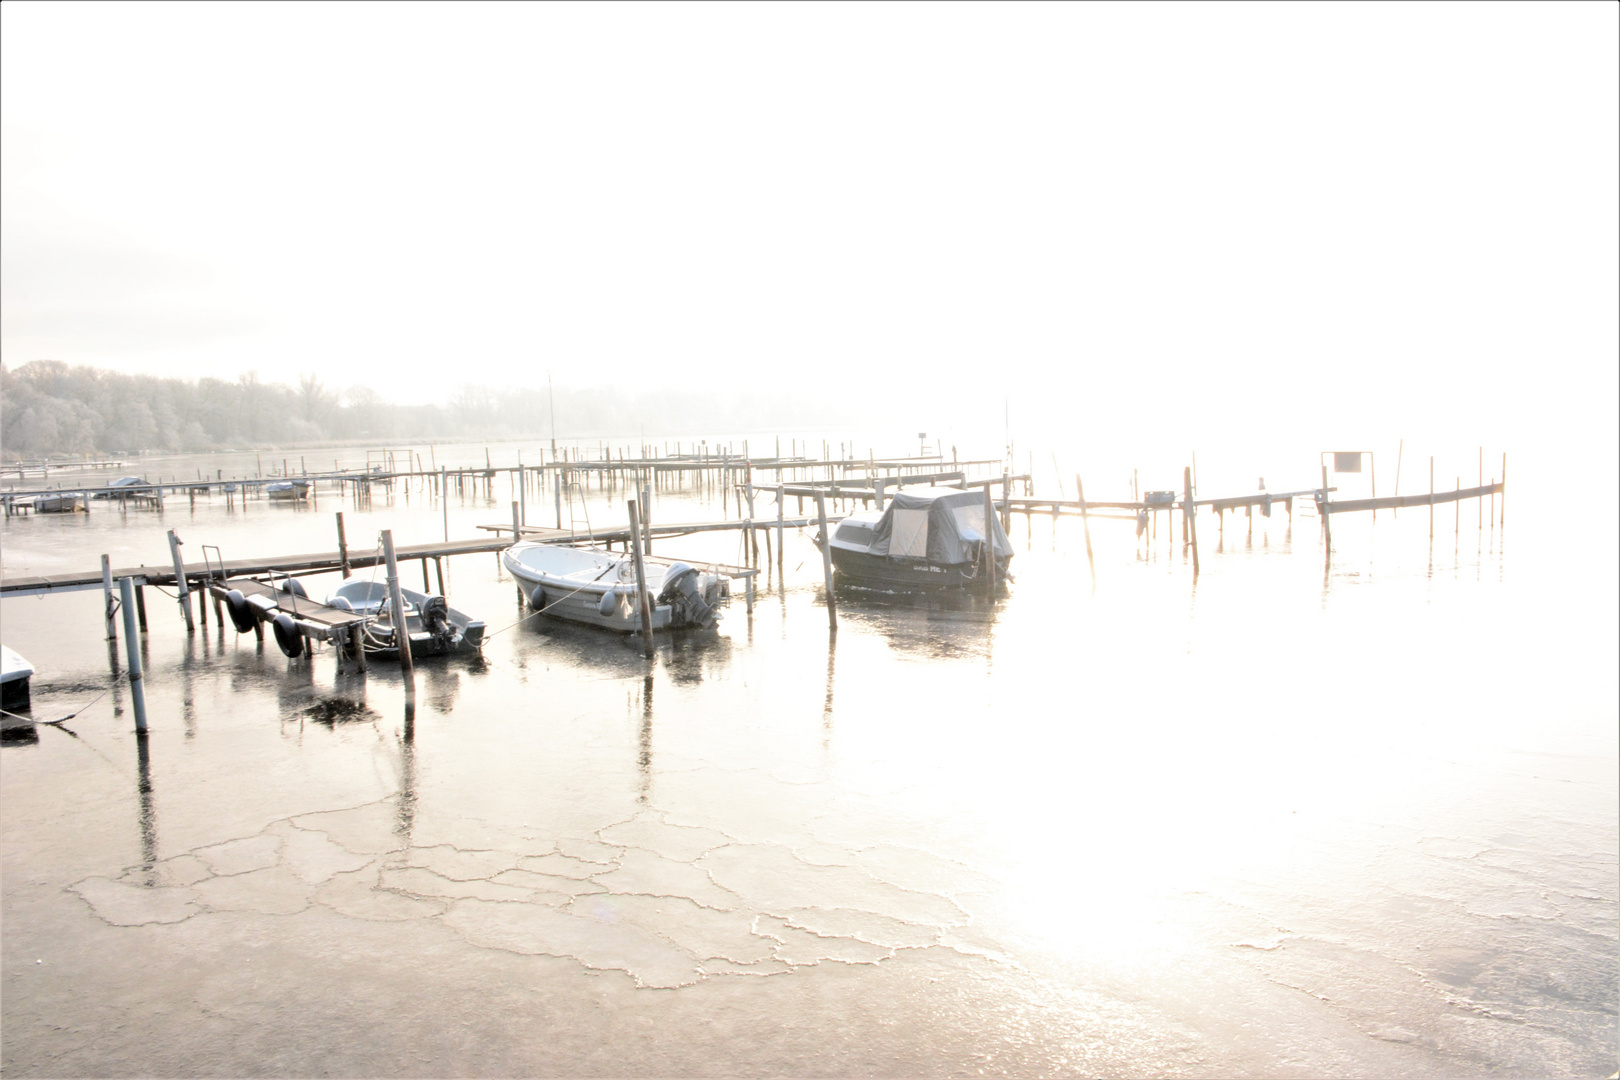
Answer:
[2,2,1615,449]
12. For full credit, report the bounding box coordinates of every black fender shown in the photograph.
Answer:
[529,585,548,611]
[272,612,305,658]
[225,589,257,634]
[276,578,308,598]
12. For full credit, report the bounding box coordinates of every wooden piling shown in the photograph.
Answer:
[102,555,117,641]
[1500,452,1507,526]
[1076,474,1096,590]
[1319,464,1332,553]
[815,492,838,633]
[983,486,997,592]
[441,467,449,542]
[167,529,195,633]
[1186,467,1200,575]
[119,577,148,733]
[1429,457,1435,539]
[336,512,352,578]
[382,530,415,681]
[628,501,655,658]
[776,484,786,584]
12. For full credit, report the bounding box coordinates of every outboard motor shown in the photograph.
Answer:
[420,595,451,640]
[657,563,716,629]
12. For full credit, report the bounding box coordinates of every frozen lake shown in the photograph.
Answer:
[2,438,1615,1077]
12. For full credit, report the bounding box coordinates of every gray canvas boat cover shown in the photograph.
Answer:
[866,486,1013,563]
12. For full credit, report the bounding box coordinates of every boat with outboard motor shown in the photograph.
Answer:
[502,541,725,632]
[820,485,1013,590]
[323,579,486,659]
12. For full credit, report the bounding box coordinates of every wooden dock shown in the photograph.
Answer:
[0,537,513,598]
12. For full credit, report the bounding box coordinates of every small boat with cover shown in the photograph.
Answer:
[266,480,310,501]
[821,485,1013,590]
[502,541,724,632]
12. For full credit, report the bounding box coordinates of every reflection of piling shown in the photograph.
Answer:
[119,577,147,733]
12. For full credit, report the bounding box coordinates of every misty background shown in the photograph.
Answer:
[2,3,1616,469]
[0,360,874,456]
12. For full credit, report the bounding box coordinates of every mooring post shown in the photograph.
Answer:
[982,486,997,592]
[627,501,655,659]
[119,577,147,733]
[1320,464,1332,554]
[1393,438,1403,518]
[1076,474,1096,590]
[102,554,118,641]
[512,501,521,542]
[1429,457,1435,539]
[815,492,838,633]
[1478,447,1484,530]
[519,462,527,526]
[555,462,564,530]
[641,482,653,554]
[166,529,194,633]
[1500,452,1507,526]
[440,467,449,542]
[776,484,786,585]
[381,530,415,682]
[1185,467,1201,575]
[336,512,352,578]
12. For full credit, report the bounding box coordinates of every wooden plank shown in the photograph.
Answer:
[1326,482,1501,514]
[1,537,513,596]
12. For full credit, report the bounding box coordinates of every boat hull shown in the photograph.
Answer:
[501,543,722,632]
[829,546,1009,591]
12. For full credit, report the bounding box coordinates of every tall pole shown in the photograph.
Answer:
[119,577,147,733]
[167,529,194,633]
[815,492,838,633]
[1076,474,1096,590]
[382,530,415,681]
[102,554,118,641]
[440,467,449,542]
[1185,466,1200,576]
[336,512,352,578]
[627,501,655,658]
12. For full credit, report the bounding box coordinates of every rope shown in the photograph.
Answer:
[1,683,113,727]
[482,560,631,639]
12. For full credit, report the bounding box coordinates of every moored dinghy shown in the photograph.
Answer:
[325,579,486,659]
[502,541,724,632]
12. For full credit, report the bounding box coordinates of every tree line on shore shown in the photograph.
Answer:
[1,360,860,459]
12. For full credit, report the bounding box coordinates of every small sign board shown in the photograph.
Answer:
[1333,452,1363,473]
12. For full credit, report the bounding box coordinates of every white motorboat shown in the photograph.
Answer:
[502,541,724,632]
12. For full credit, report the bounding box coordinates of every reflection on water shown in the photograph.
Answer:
[0,442,1613,1076]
